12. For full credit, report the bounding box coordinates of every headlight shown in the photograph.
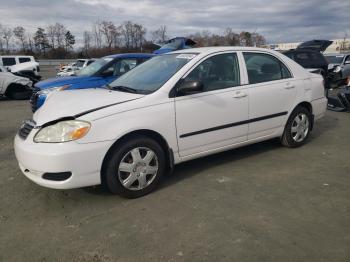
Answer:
[38,85,70,95]
[333,66,341,73]
[34,120,91,143]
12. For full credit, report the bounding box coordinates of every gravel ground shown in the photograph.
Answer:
[0,100,349,262]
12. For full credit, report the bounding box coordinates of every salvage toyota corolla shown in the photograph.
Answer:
[14,47,327,198]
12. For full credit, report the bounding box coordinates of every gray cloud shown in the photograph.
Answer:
[0,0,349,44]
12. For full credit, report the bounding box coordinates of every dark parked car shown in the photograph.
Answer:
[325,53,350,87]
[283,40,333,87]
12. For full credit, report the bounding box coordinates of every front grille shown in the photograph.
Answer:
[18,119,36,140]
[30,87,40,112]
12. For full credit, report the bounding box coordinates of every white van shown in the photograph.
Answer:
[0,55,40,76]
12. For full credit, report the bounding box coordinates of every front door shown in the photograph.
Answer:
[175,52,249,157]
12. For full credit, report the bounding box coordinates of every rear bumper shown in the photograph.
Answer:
[311,97,327,120]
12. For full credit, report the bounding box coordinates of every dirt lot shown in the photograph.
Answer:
[0,100,349,262]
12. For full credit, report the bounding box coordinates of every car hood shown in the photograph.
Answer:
[297,40,333,52]
[0,72,32,87]
[35,76,95,89]
[33,88,144,126]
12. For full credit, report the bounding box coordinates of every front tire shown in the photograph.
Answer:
[5,84,32,100]
[103,136,166,198]
[281,106,312,148]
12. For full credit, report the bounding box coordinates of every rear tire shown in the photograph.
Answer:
[281,106,312,148]
[103,136,166,198]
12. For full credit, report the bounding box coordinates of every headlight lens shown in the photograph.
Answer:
[333,66,341,73]
[34,120,91,143]
[38,85,70,95]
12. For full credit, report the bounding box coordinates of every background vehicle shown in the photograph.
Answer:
[153,37,196,54]
[325,53,350,87]
[283,40,333,87]
[15,47,327,198]
[0,69,32,99]
[31,53,154,111]
[0,55,40,76]
[57,59,96,76]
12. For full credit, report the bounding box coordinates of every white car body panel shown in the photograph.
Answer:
[10,61,40,75]
[0,72,32,95]
[14,47,327,189]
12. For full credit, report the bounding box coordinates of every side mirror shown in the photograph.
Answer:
[177,80,204,95]
[345,60,350,65]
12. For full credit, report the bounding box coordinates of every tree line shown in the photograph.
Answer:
[0,21,266,59]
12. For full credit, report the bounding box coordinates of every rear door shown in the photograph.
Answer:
[175,52,249,157]
[242,52,297,140]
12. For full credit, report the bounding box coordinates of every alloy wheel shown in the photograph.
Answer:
[291,113,309,142]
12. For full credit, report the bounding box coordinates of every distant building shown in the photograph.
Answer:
[266,39,350,53]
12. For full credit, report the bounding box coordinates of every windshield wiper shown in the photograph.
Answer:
[109,85,138,94]
[107,85,152,95]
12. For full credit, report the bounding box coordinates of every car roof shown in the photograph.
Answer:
[324,53,349,56]
[170,46,280,55]
[0,55,34,58]
[105,53,155,59]
[283,49,321,54]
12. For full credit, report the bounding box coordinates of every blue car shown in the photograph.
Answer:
[30,53,154,111]
[153,37,196,54]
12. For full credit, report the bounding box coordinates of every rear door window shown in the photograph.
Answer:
[243,53,292,84]
[100,58,138,77]
[2,57,16,66]
[19,57,31,63]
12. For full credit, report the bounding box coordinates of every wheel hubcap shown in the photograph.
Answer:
[291,113,309,142]
[118,147,158,191]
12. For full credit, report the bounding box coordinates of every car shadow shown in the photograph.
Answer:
[84,115,334,196]
[309,112,339,140]
[83,138,283,196]
[159,139,282,190]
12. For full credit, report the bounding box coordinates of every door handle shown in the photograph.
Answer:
[233,91,247,98]
[285,83,295,89]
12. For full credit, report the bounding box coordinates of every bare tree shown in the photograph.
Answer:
[13,26,26,51]
[83,31,92,55]
[133,23,146,50]
[1,26,13,52]
[121,21,146,50]
[100,21,119,50]
[92,21,103,48]
[46,25,56,48]
[53,23,66,48]
[340,31,348,52]
[224,28,239,46]
[121,21,133,49]
[151,25,167,44]
[0,24,4,52]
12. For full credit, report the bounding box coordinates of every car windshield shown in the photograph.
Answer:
[77,58,113,76]
[159,39,183,50]
[325,55,344,64]
[109,53,196,94]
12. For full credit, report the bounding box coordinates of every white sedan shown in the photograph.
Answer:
[14,47,327,198]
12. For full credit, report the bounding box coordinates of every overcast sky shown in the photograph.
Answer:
[0,0,349,44]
